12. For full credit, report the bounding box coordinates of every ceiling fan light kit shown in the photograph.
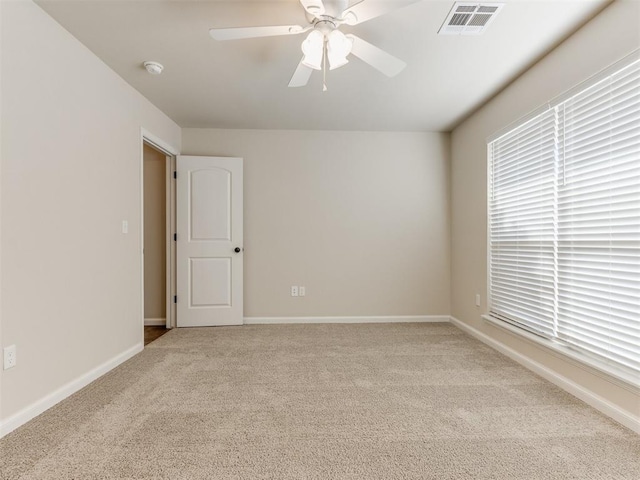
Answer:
[209,0,422,89]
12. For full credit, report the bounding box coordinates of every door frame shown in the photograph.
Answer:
[140,129,179,330]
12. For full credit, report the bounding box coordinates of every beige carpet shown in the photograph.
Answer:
[1,323,638,479]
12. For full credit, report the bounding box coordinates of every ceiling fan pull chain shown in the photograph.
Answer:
[323,39,328,92]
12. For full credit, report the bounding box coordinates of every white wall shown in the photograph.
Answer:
[0,0,181,428]
[451,0,640,425]
[183,129,450,319]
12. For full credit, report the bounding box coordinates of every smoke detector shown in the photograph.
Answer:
[439,2,504,35]
[143,61,164,75]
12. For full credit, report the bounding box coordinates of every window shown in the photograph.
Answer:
[488,54,640,383]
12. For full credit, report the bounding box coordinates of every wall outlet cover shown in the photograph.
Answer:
[3,345,17,370]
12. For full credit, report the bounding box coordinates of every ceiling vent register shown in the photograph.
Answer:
[439,2,504,35]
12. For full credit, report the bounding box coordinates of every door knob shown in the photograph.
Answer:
[234,247,242,253]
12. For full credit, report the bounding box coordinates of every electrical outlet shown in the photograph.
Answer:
[291,286,299,297]
[3,345,17,370]
[475,294,481,307]
[299,286,306,297]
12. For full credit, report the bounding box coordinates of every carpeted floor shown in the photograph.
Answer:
[0,323,638,479]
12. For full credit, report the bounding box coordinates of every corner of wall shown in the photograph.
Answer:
[449,0,640,429]
[0,343,143,438]
[0,0,180,432]
[449,316,640,434]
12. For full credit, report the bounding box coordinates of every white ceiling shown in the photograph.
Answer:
[36,0,610,131]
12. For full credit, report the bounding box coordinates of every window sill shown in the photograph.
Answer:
[481,314,640,392]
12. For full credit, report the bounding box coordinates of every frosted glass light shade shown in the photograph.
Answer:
[327,30,353,70]
[301,30,324,70]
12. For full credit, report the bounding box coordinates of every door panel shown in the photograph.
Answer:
[190,258,231,306]
[177,156,243,327]
[190,169,231,240]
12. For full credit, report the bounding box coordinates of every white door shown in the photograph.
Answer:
[176,156,243,327]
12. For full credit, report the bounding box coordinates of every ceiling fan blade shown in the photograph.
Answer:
[342,0,422,26]
[300,0,325,17]
[347,35,406,77]
[288,58,314,88]
[209,25,307,41]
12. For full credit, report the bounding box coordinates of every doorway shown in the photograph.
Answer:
[142,139,176,341]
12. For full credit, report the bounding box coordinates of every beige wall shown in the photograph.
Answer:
[143,144,166,320]
[0,0,181,423]
[183,129,450,318]
[451,0,640,422]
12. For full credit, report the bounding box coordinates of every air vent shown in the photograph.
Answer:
[438,2,504,35]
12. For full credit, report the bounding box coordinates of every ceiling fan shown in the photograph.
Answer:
[209,0,421,89]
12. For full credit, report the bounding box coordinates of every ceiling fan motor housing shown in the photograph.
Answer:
[314,19,337,35]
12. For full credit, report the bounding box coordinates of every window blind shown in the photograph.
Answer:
[489,109,557,338]
[489,56,640,380]
[557,59,640,373]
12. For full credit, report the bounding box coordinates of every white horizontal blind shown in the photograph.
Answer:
[489,56,640,380]
[489,109,557,337]
[557,59,640,373]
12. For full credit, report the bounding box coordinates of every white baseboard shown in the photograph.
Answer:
[0,342,143,438]
[449,316,640,435]
[144,318,166,326]
[244,315,450,325]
